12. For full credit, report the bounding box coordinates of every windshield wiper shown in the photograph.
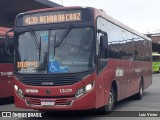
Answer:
[30,28,40,49]
[29,28,41,61]
[54,25,72,47]
[39,37,41,61]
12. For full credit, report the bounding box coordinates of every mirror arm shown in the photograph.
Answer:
[97,29,107,36]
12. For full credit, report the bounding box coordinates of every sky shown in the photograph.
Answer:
[50,0,160,34]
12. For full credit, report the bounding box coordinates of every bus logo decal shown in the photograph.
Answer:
[42,82,54,86]
[46,89,51,95]
[25,89,38,93]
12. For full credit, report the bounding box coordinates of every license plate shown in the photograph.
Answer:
[41,100,55,106]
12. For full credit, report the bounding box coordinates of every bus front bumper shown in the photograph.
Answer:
[14,88,96,111]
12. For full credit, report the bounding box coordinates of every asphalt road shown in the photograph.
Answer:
[0,73,160,120]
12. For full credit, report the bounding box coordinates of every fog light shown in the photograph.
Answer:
[66,101,72,105]
[26,100,31,105]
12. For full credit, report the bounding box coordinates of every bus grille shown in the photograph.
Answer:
[16,74,80,86]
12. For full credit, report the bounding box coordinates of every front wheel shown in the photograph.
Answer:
[99,86,115,113]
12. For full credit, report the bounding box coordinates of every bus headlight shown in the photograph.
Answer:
[14,85,18,91]
[14,85,24,98]
[85,83,93,92]
[75,82,94,99]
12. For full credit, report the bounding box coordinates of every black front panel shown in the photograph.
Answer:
[15,73,79,86]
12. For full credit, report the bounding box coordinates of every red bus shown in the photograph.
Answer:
[0,27,14,98]
[13,7,152,112]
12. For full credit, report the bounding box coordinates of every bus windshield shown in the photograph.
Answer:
[15,27,94,73]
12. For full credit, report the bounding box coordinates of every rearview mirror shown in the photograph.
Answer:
[100,35,108,49]
[5,28,13,55]
[99,34,108,58]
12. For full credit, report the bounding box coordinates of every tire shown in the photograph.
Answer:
[134,80,143,100]
[99,86,115,114]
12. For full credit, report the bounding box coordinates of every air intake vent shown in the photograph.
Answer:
[15,74,80,86]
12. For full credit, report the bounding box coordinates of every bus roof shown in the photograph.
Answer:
[17,6,81,14]
[15,6,151,42]
[96,9,151,41]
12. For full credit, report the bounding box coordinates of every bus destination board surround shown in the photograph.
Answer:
[23,10,82,26]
